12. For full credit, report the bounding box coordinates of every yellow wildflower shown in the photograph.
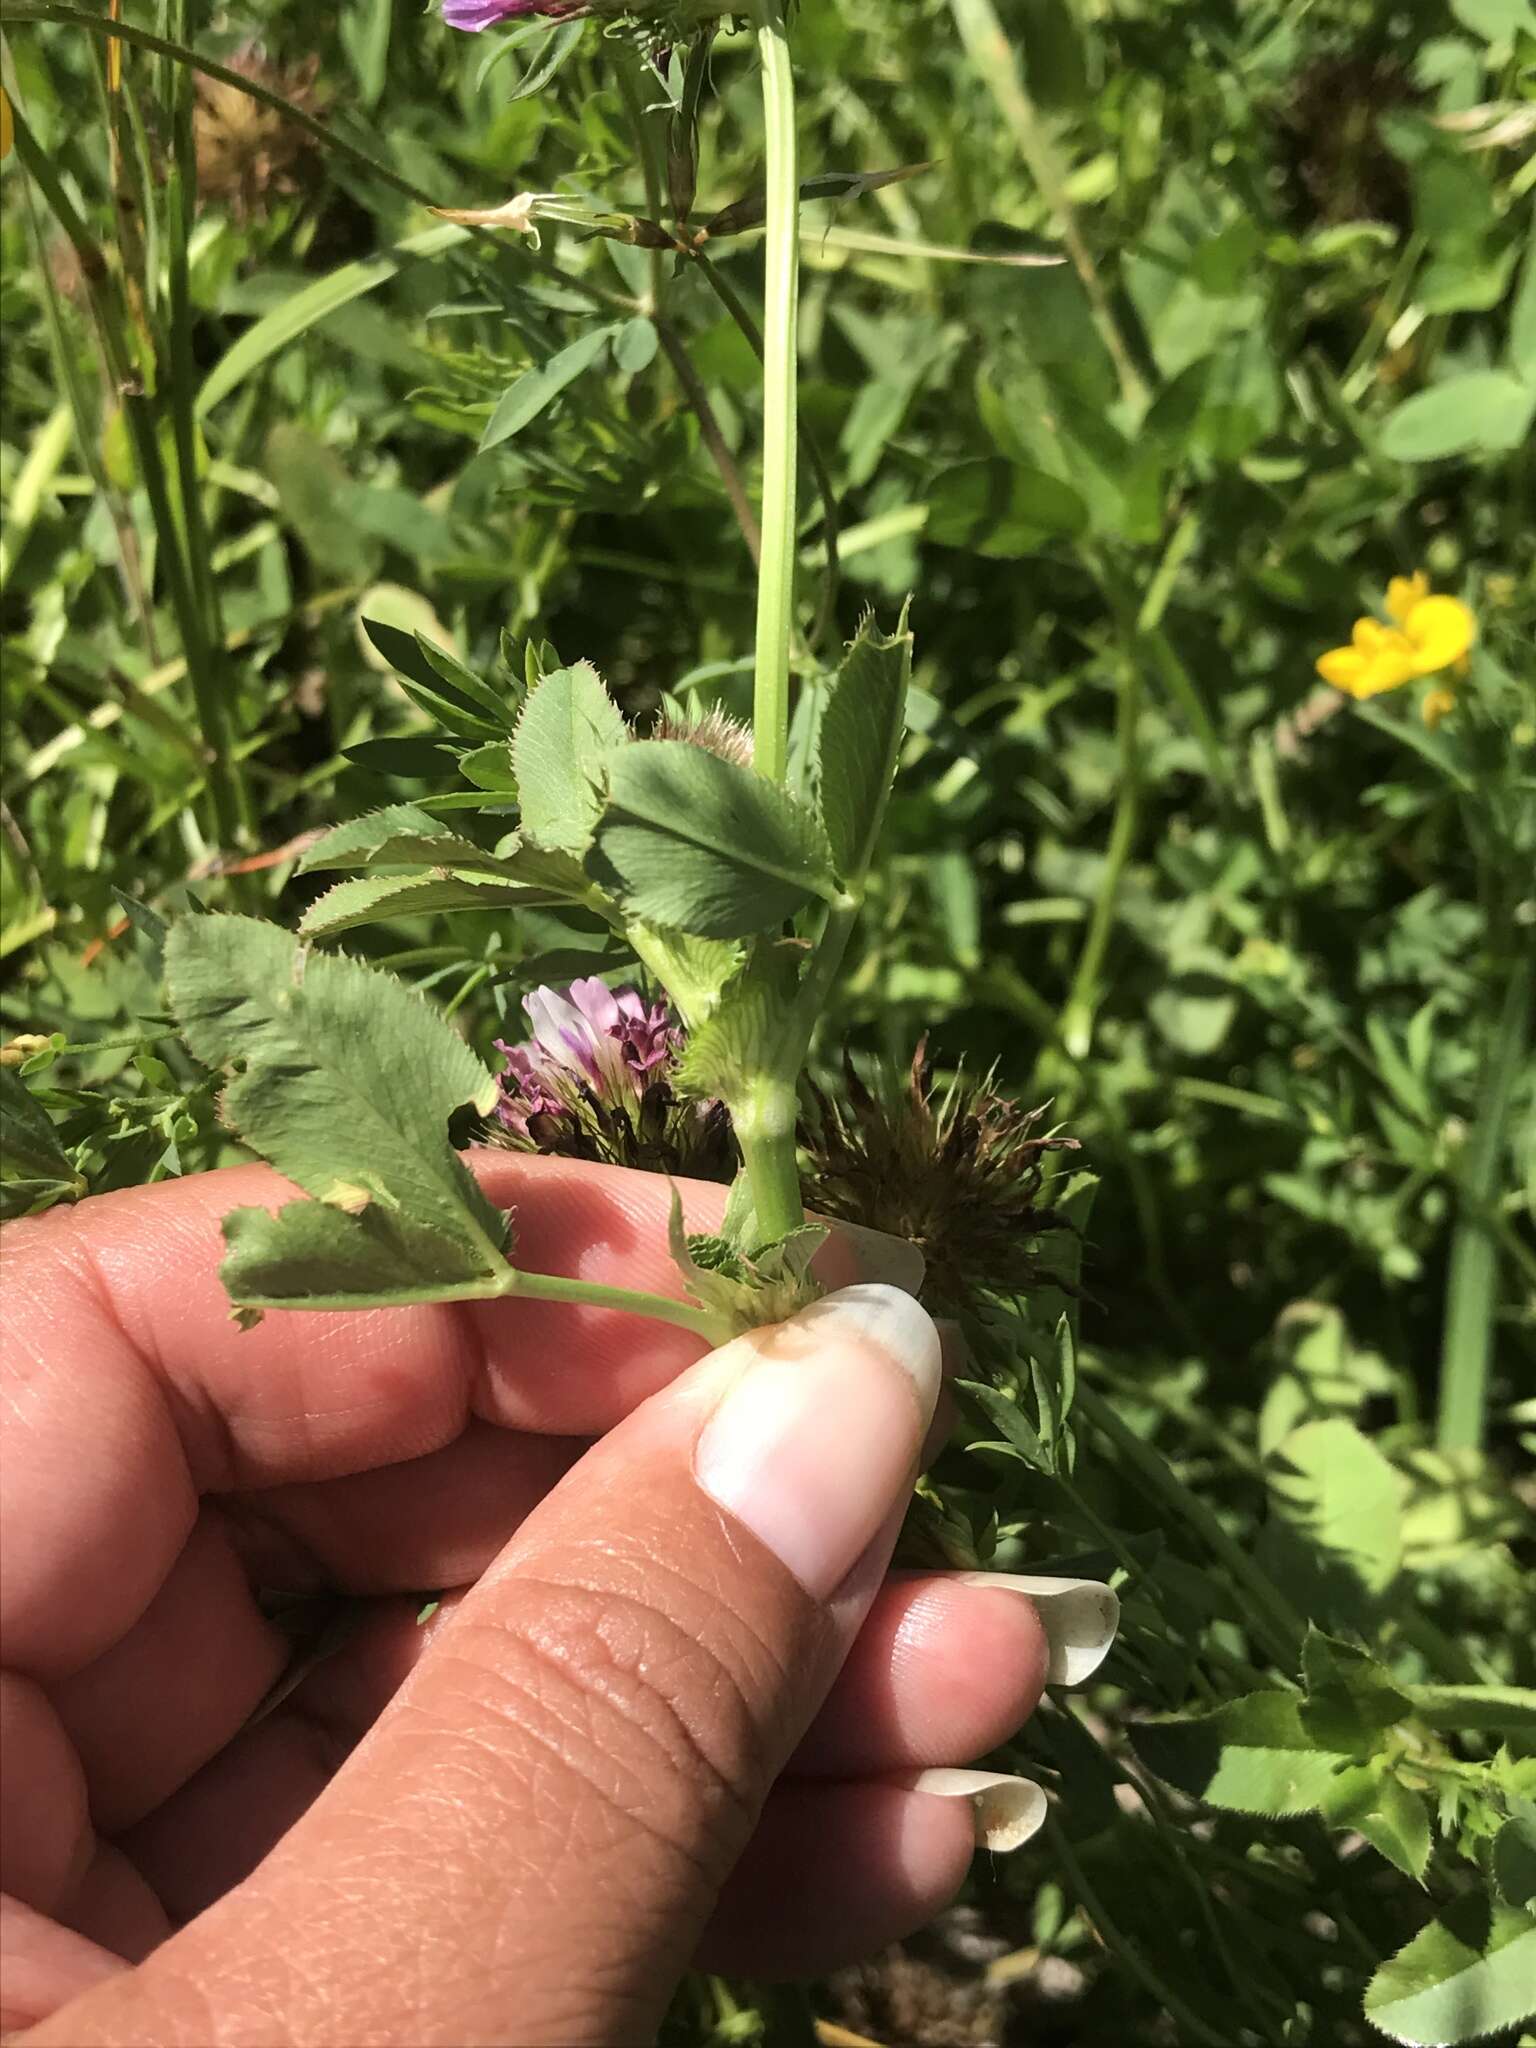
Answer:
[1316,574,1476,727]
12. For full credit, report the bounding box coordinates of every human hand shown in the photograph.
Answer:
[1,1155,1116,2045]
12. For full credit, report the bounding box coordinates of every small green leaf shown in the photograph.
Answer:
[1130,1691,1357,1816]
[479,326,617,453]
[959,1379,1048,1470]
[165,916,510,1315]
[511,661,629,855]
[1365,1903,1536,2046]
[343,736,461,779]
[814,606,912,881]
[0,1068,87,1219]
[1266,1417,1405,1597]
[592,742,836,939]
[1379,372,1536,462]
[459,742,519,793]
[1493,1816,1536,1911]
[614,316,659,373]
[298,872,571,939]
[1321,1761,1431,1882]
[299,804,505,875]
[1301,1629,1411,1752]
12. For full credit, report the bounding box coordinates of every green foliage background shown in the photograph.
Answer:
[2,0,1533,2040]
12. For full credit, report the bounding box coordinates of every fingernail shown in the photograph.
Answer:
[897,1768,1047,1854]
[953,1573,1120,1686]
[813,1217,926,1297]
[695,1284,941,1600]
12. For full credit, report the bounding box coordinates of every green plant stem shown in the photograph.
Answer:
[694,249,840,648]
[1436,951,1531,1451]
[747,0,800,783]
[735,1078,805,1245]
[237,1267,731,1346]
[947,0,1147,412]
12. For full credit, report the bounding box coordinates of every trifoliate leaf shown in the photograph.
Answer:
[1364,1902,1536,2046]
[511,660,628,855]
[1130,1690,1360,1817]
[592,742,836,939]
[814,605,912,880]
[165,916,510,1315]
[298,872,571,939]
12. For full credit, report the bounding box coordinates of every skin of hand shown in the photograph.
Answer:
[0,1152,1057,2047]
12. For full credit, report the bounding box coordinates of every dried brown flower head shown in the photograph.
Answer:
[651,705,755,769]
[801,1042,1079,1310]
[195,48,324,222]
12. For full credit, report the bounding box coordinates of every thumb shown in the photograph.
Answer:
[32,1284,940,2048]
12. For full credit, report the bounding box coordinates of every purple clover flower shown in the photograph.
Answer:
[494,977,680,1138]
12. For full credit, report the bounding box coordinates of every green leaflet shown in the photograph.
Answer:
[360,620,513,731]
[1263,1415,1406,1602]
[1492,1816,1536,1911]
[814,606,912,881]
[1130,1691,1360,1817]
[1300,1629,1412,1752]
[480,325,619,454]
[299,804,508,875]
[298,873,570,939]
[592,741,837,939]
[0,1067,87,1219]
[1321,1761,1431,1882]
[511,661,629,855]
[165,916,510,1314]
[1365,1904,1536,2046]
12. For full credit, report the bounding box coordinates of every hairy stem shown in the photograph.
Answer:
[748,0,800,783]
[695,250,840,648]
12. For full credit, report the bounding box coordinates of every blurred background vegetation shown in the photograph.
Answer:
[2,0,1533,2041]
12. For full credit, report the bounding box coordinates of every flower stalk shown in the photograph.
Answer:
[748,0,800,788]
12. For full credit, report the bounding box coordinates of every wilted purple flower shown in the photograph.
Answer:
[491,977,730,1178]
[497,977,678,1132]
